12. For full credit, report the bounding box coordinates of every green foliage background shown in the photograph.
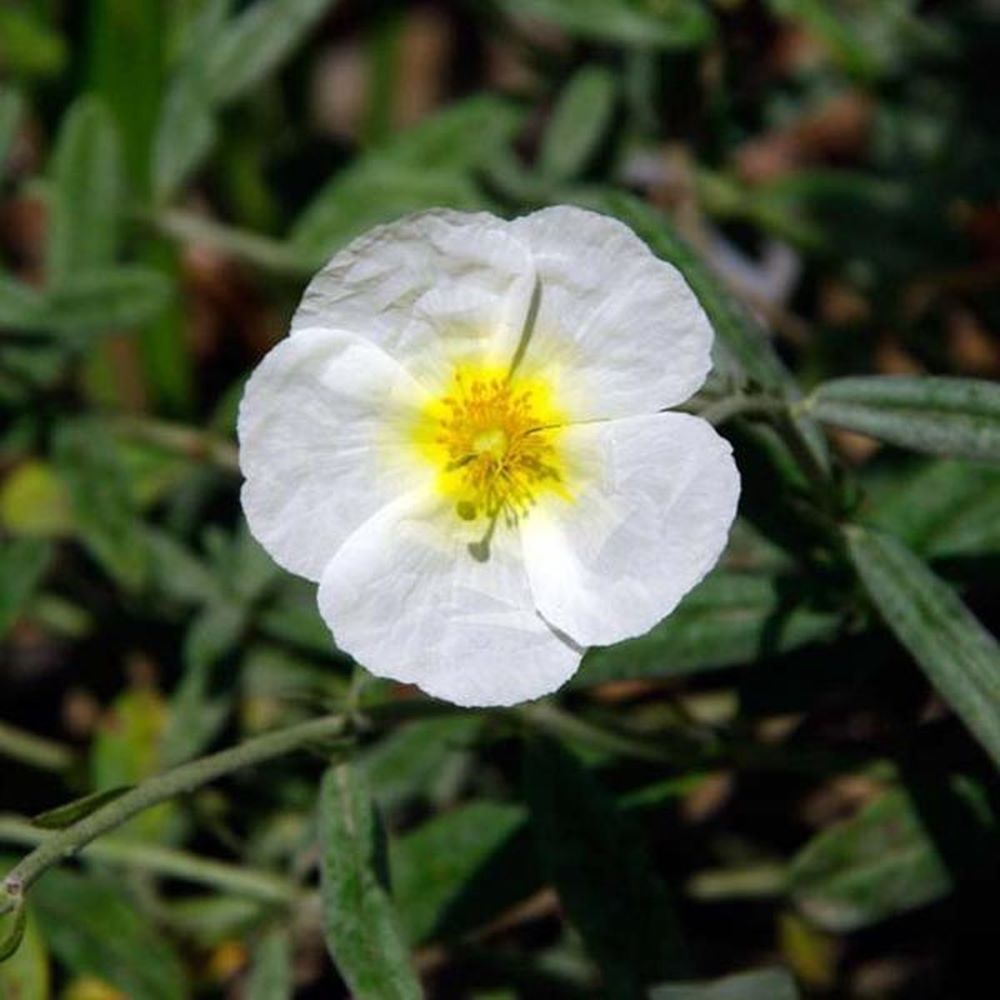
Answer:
[2,1,1000,997]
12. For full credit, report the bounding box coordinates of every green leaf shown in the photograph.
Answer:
[866,459,1000,559]
[290,96,521,259]
[40,267,173,337]
[31,786,133,830]
[575,570,840,686]
[846,526,1000,768]
[650,968,799,999]
[0,908,49,999]
[539,67,617,182]
[47,95,125,285]
[788,778,996,932]
[318,762,422,1000]
[0,87,25,169]
[204,0,336,104]
[0,461,74,538]
[0,538,52,639]
[152,71,218,202]
[246,926,293,1000]
[29,867,188,999]
[809,376,1000,463]
[391,801,537,944]
[0,7,66,79]
[54,420,149,590]
[500,0,715,48]
[0,273,45,331]
[162,601,244,765]
[523,738,687,997]
[0,900,27,963]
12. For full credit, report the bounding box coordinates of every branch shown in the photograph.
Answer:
[0,712,347,915]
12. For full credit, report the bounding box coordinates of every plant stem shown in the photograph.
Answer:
[0,713,347,914]
[111,415,240,473]
[0,720,75,774]
[0,817,299,906]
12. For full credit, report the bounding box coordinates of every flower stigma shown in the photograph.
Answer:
[415,363,569,525]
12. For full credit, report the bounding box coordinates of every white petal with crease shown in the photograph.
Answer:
[291,210,537,388]
[520,411,740,648]
[238,326,428,582]
[510,205,713,418]
[318,491,581,707]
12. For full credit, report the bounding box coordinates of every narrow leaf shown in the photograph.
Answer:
[391,801,536,944]
[318,762,421,1000]
[788,777,995,932]
[846,526,1000,768]
[576,570,840,686]
[0,907,49,999]
[54,420,149,591]
[810,376,1000,463]
[0,273,45,331]
[29,867,187,999]
[651,968,799,1000]
[247,926,292,1000]
[0,538,52,639]
[0,87,24,169]
[500,0,715,48]
[0,901,27,963]
[47,96,124,284]
[32,786,133,830]
[205,0,335,104]
[523,738,687,998]
[41,267,173,337]
[540,66,617,182]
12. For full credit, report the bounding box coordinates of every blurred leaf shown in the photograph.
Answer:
[576,570,840,686]
[0,6,66,78]
[90,688,173,843]
[161,895,268,946]
[162,601,244,765]
[866,459,1000,559]
[154,0,335,199]
[30,867,188,999]
[0,900,27,962]
[500,0,714,48]
[156,208,313,274]
[32,786,132,831]
[204,0,336,104]
[41,267,173,338]
[318,762,421,1000]
[392,801,537,944]
[247,926,292,1000]
[0,273,45,331]
[809,376,1000,463]
[145,529,224,606]
[364,716,484,812]
[846,526,1000,768]
[0,908,49,998]
[788,777,996,932]
[0,461,74,538]
[54,420,149,590]
[650,968,799,999]
[47,95,124,286]
[0,538,52,639]
[0,87,24,169]
[540,66,617,182]
[523,738,687,997]
[153,71,218,202]
[291,96,521,258]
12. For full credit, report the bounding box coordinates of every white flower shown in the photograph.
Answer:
[238,207,740,707]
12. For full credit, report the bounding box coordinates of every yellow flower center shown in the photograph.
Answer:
[415,364,568,523]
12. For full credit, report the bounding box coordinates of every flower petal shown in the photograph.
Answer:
[238,326,429,582]
[291,210,537,389]
[317,490,582,707]
[520,411,739,647]
[510,205,713,419]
